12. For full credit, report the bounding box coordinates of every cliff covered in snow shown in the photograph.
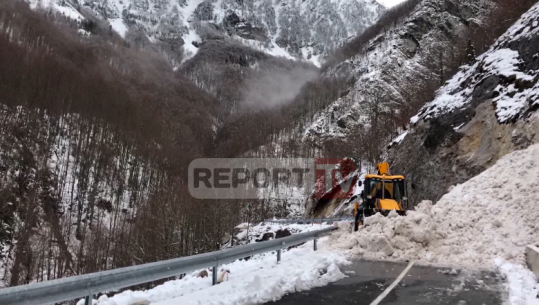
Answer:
[390,1,539,205]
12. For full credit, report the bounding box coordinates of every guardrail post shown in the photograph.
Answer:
[212,266,218,285]
[313,239,318,251]
[84,294,93,305]
[277,249,281,263]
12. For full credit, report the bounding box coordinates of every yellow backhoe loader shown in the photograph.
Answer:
[353,162,408,231]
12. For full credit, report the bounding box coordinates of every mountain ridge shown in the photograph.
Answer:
[25,0,385,66]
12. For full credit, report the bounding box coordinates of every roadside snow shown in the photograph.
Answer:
[89,222,345,305]
[329,143,539,304]
[92,236,348,305]
[495,258,539,305]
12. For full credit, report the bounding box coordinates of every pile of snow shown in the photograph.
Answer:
[90,228,348,305]
[330,144,539,304]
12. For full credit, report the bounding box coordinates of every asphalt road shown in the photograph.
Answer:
[268,260,503,305]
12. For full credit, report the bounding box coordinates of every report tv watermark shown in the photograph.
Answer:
[188,158,358,200]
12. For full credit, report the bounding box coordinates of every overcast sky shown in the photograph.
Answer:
[376,0,407,8]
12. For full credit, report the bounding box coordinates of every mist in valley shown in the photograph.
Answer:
[240,65,320,110]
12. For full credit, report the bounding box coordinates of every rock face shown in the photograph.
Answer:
[389,3,539,205]
[28,0,384,65]
[303,0,495,144]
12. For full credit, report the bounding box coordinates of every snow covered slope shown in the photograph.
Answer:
[24,0,384,64]
[413,3,539,125]
[331,143,539,304]
[389,1,539,205]
[302,0,494,143]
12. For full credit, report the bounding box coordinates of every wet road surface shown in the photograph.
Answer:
[268,260,503,305]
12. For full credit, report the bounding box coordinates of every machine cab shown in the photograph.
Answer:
[362,175,407,213]
[354,163,408,231]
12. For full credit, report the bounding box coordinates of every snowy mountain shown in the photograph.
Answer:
[26,0,384,66]
[389,1,539,205]
[302,0,496,144]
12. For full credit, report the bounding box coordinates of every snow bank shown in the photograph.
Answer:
[495,258,539,305]
[91,222,345,305]
[92,237,348,305]
[332,144,539,266]
[330,144,539,303]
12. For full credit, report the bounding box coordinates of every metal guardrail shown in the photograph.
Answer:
[0,226,337,305]
[265,217,353,225]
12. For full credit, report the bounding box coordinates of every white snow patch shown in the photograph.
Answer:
[390,130,409,146]
[495,258,539,305]
[182,29,202,62]
[376,0,407,8]
[77,29,91,37]
[416,48,537,123]
[483,49,534,82]
[178,0,205,62]
[268,41,295,60]
[233,36,296,61]
[109,19,128,38]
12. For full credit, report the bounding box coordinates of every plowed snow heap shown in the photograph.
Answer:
[330,144,539,268]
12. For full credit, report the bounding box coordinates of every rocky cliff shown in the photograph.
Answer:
[389,2,539,205]
[303,0,495,144]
